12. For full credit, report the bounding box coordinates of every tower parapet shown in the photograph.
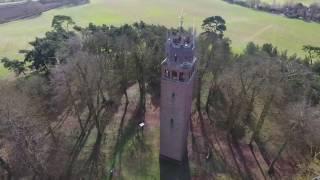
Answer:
[162,30,197,83]
[166,31,195,62]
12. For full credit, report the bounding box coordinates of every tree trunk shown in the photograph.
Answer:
[65,123,94,179]
[138,80,146,115]
[249,94,274,146]
[244,88,256,125]
[0,156,11,180]
[205,86,213,116]
[86,129,104,179]
[196,74,203,113]
[107,90,129,179]
[135,51,146,115]
[268,139,289,175]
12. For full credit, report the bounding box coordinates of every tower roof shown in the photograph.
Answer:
[165,29,196,65]
[167,30,195,49]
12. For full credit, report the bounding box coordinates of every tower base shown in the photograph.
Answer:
[159,154,191,180]
[160,154,182,164]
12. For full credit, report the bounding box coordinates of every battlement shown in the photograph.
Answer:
[165,31,196,65]
[168,32,194,49]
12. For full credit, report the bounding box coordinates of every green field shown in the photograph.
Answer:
[1,0,320,77]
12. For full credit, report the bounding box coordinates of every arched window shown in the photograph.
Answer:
[172,71,177,80]
[164,69,169,78]
[170,118,174,128]
[174,54,178,62]
[179,72,184,81]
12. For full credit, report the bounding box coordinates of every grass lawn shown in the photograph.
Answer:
[120,128,160,180]
[0,64,9,78]
[1,0,320,77]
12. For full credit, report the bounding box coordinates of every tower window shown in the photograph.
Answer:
[164,69,169,78]
[172,71,177,80]
[170,118,174,128]
[179,72,185,81]
[172,93,175,98]
[174,54,178,62]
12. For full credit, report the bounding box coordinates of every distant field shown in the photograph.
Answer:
[0,0,24,3]
[1,0,320,77]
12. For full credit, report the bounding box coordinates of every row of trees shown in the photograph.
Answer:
[224,0,320,23]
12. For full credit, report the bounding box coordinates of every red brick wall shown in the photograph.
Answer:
[160,71,195,161]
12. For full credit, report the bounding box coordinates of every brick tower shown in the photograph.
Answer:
[160,27,197,161]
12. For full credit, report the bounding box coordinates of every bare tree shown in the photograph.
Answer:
[0,80,67,179]
[267,102,319,175]
[51,48,123,179]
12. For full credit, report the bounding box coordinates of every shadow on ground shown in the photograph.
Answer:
[160,157,191,180]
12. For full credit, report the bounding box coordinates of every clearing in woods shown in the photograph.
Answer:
[0,0,320,77]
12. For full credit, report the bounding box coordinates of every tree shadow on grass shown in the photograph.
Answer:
[108,103,144,179]
[150,93,160,108]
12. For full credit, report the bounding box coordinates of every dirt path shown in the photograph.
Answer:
[246,24,273,42]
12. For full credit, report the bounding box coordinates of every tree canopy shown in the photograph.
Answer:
[1,15,76,75]
[201,16,227,37]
